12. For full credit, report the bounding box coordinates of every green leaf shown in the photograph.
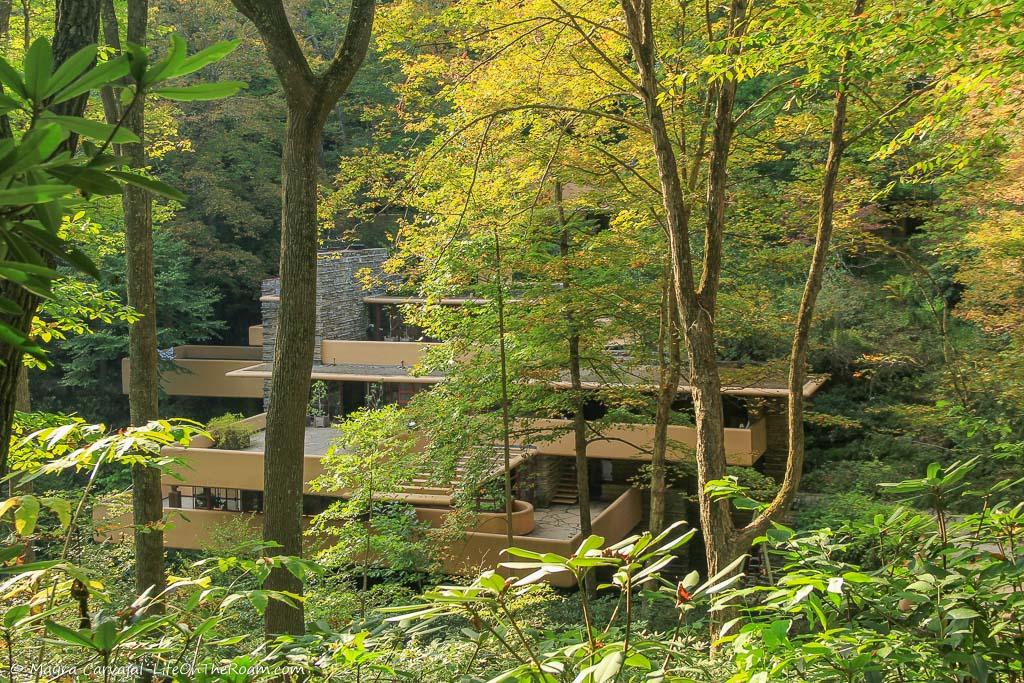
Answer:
[592,651,624,683]
[0,57,26,99]
[0,94,22,116]
[968,654,989,683]
[46,166,123,196]
[0,296,21,315]
[44,44,98,98]
[142,35,187,86]
[58,244,100,279]
[947,607,980,620]
[575,534,606,556]
[106,170,186,201]
[13,495,39,536]
[175,39,240,78]
[50,56,131,105]
[125,43,148,83]
[23,38,52,102]
[0,184,74,208]
[42,497,71,529]
[44,621,96,651]
[151,81,246,101]
[247,590,269,614]
[93,620,116,652]
[40,115,139,144]
[3,604,30,628]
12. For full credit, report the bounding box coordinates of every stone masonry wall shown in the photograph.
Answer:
[313,248,388,360]
[757,398,789,482]
[260,248,388,408]
[530,455,564,507]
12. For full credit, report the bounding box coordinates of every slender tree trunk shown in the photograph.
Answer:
[0,0,99,483]
[620,0,745,587]
[119,0,165,614]
[0,1,11,51]
[555,179,595,596]
[738,0,865,545]
[12,365,32,564]
[99,0,121,128]
[650,278,681,535]
[262,113,321,636]
[18,0,26,53]
[493,230,515,551]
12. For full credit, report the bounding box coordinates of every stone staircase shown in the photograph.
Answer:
[551,461,579,505]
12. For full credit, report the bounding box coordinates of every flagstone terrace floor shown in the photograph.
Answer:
[530,500,612,540]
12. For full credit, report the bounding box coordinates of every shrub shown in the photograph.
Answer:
[800,458,906,496]
[208,412,256,450]
[792,491,903,566]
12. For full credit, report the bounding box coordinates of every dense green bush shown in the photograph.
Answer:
[791,491,904,566]
[799,458,906,496]
[207,412,256,450]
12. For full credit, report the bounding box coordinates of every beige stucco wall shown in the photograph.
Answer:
[320,339,438,366]
[100,487,641,589]
[438,487,643,587]
[162,447,328,492]
[527,418,767,466]
[415,500,535,535]
[122,353,264,398]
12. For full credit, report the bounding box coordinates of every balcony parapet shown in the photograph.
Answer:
[523,417,767,466]
[320,339,438,366]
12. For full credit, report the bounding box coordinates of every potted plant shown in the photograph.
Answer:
[308,380,329,427]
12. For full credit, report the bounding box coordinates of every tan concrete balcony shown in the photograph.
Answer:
[104,488,641,588]
[320,339,438,366]
[524,417,768,466]
[248,325,263,346]
[121,345,264,398]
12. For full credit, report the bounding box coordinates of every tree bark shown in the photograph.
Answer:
[228,0,374,637]
[262,113,321,635]
[620,0,746,587]
[620,0,865,621]
[18,0,26,53]
[650,278,681,535]
[557,179,596,597]
[555,181,593,542]
[0,1,11,50]
[737,0,864,546]
[119,0,166,614]
[0,0,99,484]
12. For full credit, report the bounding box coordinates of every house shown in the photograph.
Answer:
[113,248,826,583]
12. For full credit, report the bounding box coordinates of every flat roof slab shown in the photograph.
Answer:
[245,426,340,457]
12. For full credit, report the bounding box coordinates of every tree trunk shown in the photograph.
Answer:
[262,113,321,636]
[227,0,375,638]
[18,0,26,53]
[650,279,681,535]
[738,0,864,546]
[0,1,11,50]
[620,0,745,583]
[556,180,596,596]
[494,228,515,551]
[0,0,99,483]
[119,0,165,614]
